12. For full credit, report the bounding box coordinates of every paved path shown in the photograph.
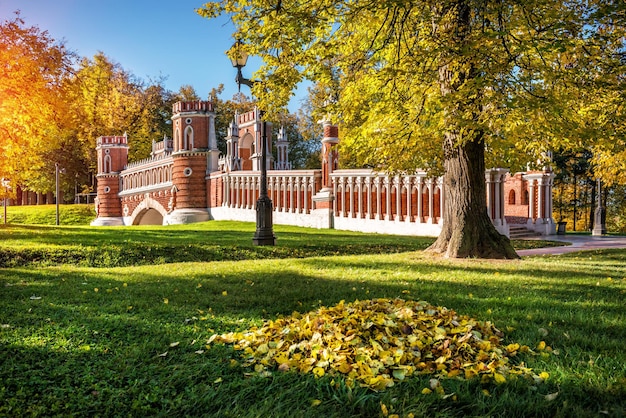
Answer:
[516,234,626,257]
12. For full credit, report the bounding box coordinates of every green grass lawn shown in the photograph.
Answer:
[2,204,96,226]
[0,212,624,417]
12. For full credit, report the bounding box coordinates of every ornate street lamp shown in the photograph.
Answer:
[228,40,276,246]
[229,39,254,91]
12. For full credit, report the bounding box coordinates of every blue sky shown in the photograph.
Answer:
[1,0,307,111]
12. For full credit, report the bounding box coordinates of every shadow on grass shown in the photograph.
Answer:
[2,252,625,416]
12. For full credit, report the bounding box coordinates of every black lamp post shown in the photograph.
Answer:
[55,163,61,226]
[1,178,9,226]
[229,40,276,246]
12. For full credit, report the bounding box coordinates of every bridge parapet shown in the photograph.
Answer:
[121,156,173,193]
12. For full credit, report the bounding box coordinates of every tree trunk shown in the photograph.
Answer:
[427,0,518,259]
[427,133,518,259]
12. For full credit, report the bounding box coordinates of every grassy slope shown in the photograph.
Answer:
[0,207,561,268]
[2,204,96,225]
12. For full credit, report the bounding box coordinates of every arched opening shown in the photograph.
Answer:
[103,155,112,173]
[133,208,163,225]
[184,126,194,150]
[509,189,516,205]
[174,130,181,152]
[522,190,529,205]
[239,133,254,170]
[433,186,441,220]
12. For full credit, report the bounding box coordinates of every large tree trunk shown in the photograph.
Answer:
[427,134,518,259]
[428,0,518,259]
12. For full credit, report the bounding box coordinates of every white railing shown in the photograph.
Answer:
[221,170,322,214]
[120,158,174,195]
[331,169,443,223]
[330,169,444,236]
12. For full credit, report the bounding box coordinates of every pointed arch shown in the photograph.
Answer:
[103,155,112,173]
[184,126,194,150]
[174,129,181,152]
[509,189,516,205]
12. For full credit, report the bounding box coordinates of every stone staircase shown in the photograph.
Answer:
[508,225,540,239]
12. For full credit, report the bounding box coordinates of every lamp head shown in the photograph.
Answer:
[229,39,249,69]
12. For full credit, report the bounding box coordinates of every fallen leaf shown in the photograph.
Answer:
[313,367,325,378]
[545,392,559,401]
[207,298,535,391]
[493,373,507,384]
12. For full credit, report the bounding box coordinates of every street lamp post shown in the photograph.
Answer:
[1,178,9,226]
[229,40,276,246]
[55,163,61,226]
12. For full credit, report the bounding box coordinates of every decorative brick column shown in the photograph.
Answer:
[523,168,556,235]
[312,120,340,228]
[320,121,339,191]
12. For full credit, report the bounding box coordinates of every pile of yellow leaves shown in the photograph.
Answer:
[207,298,536,391]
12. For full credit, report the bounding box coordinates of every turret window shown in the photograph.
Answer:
[184,126,194,150]
[103,155,112,173]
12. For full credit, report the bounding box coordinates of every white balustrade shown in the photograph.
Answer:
[218,171,321,215]
[329,169,444,236]
[119,158,174,196]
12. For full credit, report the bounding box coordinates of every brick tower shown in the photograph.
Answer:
[166,100,218,224]
[91,135,128,226]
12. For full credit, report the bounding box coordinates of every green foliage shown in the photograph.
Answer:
[552,149,595,229]
[199,0,625,258]
[0,14,75,188]
[0,224,624,416]
[67,52,176,167]
[198,1,626,173]
[0,14,177,199]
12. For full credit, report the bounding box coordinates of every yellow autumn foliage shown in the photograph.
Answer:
[208,298,540,390]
